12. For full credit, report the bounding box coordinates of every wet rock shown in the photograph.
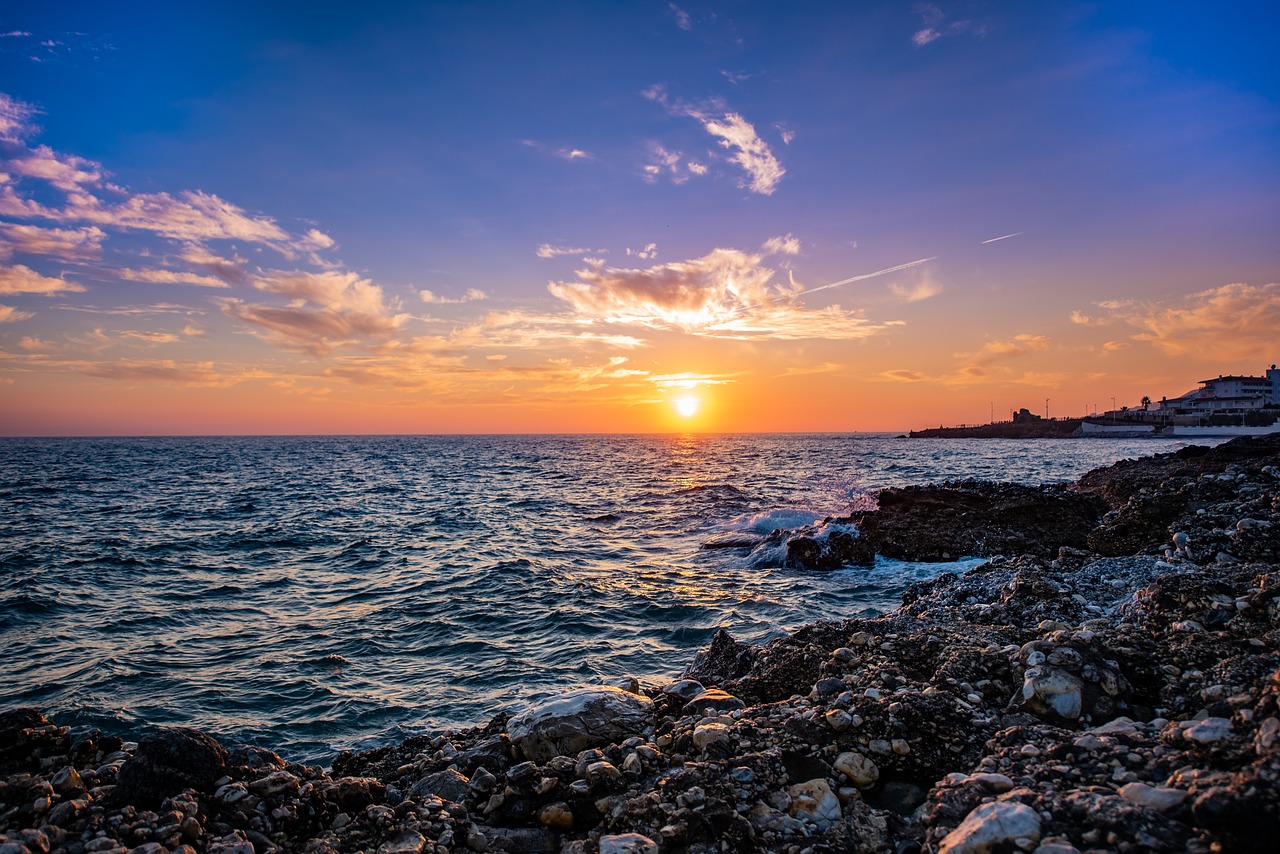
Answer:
[681,688,745,717]
[506,687,652,761]
[407,768,470,803]
[683,628,758,686]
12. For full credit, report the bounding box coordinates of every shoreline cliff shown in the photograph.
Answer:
[3,435,1279,853]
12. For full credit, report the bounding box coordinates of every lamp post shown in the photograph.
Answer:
[1045,398,1050,420]
[1111,396,1116,423]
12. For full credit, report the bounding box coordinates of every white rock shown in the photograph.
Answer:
[939,801,1042,854]
[1119,782,1188,811]
[786,778,841,829]
[1182,716,1232,745]
[598,834,659,854]
[507,687,652,761]
[970,773,1014,792]
[834,751,879,788]
[692,722,729,751]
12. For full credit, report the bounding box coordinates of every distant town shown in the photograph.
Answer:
[911,363,1280,438]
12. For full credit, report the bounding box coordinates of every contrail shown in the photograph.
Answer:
[783,256,937,301]
[981,231,1024,244]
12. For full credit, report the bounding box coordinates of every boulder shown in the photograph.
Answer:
[506,687,652,762]
[114,727,228,805]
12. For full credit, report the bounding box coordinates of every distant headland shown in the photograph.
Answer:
[912,363,1280,438]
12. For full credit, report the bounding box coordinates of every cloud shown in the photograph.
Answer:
[556,148,592,161]
[7,145,103,190]
[419,287,487,304]
[774,123,795,145]
[643,86,785,194]
[889,275,942,302]
[642,142,699,185]
[0,93,37,142]
[547,248,901,341]
[0,224,104,259]
[911,4,984,46]
[669,3,692,30]
[957,333,1049,369]
[305,228,335,249]
[0,303,33,323]
[762,234,801,256]
[1094,282,1280,360]
[117,267,230,288]
[913,28,941,46]
[80,359,242,387]
[627,243,658,260]
[0,263,85,295]
[1102,340,1129,352]
[881,369,927,382]
[220,270,409,356]
[536,243,596,259]
[720,70,757,85]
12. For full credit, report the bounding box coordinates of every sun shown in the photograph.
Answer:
[674,396,699,418]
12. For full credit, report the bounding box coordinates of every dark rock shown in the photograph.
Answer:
[682,689,745,717]
[683,629,759,687]
[853,480,1106,561]
[114,727,227,806]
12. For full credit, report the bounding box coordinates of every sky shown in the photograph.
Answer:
[0,0,1277,435]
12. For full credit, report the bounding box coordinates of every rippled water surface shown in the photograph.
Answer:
[0,433,1206,761]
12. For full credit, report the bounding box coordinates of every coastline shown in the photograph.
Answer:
[3,435,1279,853]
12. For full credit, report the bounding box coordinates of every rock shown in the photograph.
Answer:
[779,520,876,569]
[408,768,471,803]
[377,830,427,854]
[1182,717,1232,745]
[683,629,758,686]
[598,834,659,854]
[1119,782,1188,811]
[787,778,842,828]
[506,687,652,761]
[114,727,227,805]
[682,688,745,716]
[692,722,729,751]
[536,801,574,829]
[939,801,1042,853]
[661,679,704,701]
[834,751,879,788]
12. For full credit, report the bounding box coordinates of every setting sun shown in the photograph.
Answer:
[674,396,699,418]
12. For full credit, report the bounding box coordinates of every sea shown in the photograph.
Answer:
[0,433,1216,763]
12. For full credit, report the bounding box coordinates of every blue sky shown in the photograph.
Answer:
[1,1,1277,433]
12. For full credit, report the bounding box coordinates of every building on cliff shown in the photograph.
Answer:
[1156,364,1280,416]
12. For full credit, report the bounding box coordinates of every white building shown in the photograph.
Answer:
[1158,364,1280,415]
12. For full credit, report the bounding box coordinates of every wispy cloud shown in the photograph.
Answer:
[1092,282,1280,360]
[0,223,104,259]
[889,273,941,302]
[762,234,801,256]
[881,369,927,382]
[419,287,487,304]
[0,304,33,324]
[0,93,38,142]
[643,86,785,194]
[961,333,1050,366]
[627,243,658,260]
[536,243,597,259]
[669,3,692,30]
[981,231,1024,244]
[911,4,986,47]
[0,263,85,295]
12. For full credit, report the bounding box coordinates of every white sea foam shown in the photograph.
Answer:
[741,507,826,533]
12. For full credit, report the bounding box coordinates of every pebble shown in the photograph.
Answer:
[1118,782,1188,811]
[1181,717,1232,745]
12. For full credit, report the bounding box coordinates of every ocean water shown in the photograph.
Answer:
[0,433,1210,762]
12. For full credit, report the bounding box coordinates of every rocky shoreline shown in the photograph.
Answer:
[3,434,1279,853]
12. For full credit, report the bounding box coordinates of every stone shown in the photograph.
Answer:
[536,801,574,829]
[1118,782,1188,811]
[661,679,704,701]
[786,778,841,828]
[114,727,228,805]
[377,830,427,854]
[598,834,659,854]
[1182,717,1232,745]
[506,687,652,761]
[939,801,1042,854]
[407,768,470,803]
[834,752,879,788]
[692,722,730,751]
[682,688,746,717]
